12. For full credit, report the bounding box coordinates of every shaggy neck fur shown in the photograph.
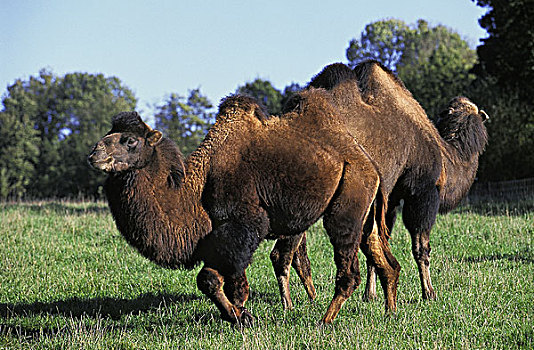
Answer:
[105,137,215,269]
[435,98,488,212]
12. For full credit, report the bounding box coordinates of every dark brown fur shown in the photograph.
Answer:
[277,60,488,302]
[88,91,400,325]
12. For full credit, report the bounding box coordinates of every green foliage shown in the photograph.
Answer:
[397,20,477,117]
[469,0,534,180]
[346,18,410,71]
[467,78,534,181]
[346,19,477,116]
[154,88,215,155]
[1,70,137,198]
[0,201,532,348]
[236,78,284,115]
[0,112,39,198]
[472,0,534,102]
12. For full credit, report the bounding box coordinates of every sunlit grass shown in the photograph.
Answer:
[0,200,532,349]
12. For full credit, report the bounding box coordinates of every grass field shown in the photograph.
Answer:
[0,200,532,349]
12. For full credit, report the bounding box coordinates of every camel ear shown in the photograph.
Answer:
[480,110,489,122]
[147,130,163,146]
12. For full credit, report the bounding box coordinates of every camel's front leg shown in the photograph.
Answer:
[223,271,250,309]
[197,267,254,325]
[403,189,439,301]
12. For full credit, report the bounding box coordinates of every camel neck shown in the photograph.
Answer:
[183,119,233,195]
[105,149,212,269]
[438,125,486,213]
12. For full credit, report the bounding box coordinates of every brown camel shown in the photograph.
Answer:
[273,60,488,305]
[88,89,400,325]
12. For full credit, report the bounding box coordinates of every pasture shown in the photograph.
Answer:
[0,200,532,349]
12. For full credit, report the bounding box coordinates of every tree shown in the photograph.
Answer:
[346,19,477,116]
[469,0,534,180]
[2,70,64,197]
[1,70,137,198]
[236,79,284,115]
[0,112,39,199]
[397,20,477,117]
[468,78,534,180]
[154,88,215,155]
[472,0,534,102]
[346,19,411,71]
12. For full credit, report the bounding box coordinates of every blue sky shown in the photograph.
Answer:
[1,0,488,114]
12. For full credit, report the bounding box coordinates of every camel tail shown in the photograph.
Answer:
[374,182,401,272]
[374,182,390,247]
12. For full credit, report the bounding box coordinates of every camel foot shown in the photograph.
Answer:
[236,308,255,327]
[362,291,378,302]
[422,289,437,301]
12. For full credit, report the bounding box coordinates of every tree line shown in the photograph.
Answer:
[1,0,532,199]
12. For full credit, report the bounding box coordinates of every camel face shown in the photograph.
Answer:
[88,130,163,173]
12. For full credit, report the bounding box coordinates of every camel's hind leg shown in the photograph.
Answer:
[321,164,377,324]
[291,233,316,301]
[363,203,399,302]
[271,232,316,310]
[360,211,401,314]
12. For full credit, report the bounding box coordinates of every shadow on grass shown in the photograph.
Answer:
[452,199,534,216]
[0,291,281,341]
[460,248,534,264]
[248,291,281,306]
[0,292,208,341]
[0,292,202,321]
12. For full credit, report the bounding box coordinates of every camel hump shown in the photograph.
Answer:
[218,95,269,122]
[354,59,411,91]
[291,88,344,126]
[309,62,357,90]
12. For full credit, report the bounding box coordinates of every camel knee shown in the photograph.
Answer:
[223,273,250,308]
[270,247,281,266]
[334,254,361,297]
[335,273,361,298]
[197,267,223,296]
[412,242,432,264]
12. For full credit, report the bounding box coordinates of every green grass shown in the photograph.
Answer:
[0,200,532,349]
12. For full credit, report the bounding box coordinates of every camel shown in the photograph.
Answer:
[274,61,488,304]
[88,89,400,325]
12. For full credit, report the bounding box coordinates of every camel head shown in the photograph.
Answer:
[436,96,489,160]
[438,96,489,125]
[88,111,163,173]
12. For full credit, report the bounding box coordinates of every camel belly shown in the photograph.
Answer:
[204,132,345,237]
[253,141,344,236]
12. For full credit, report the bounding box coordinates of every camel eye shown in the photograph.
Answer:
[123,136,138,149]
